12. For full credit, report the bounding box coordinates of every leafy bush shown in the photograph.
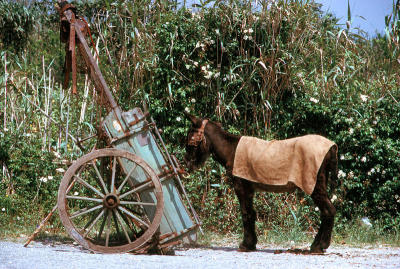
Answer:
[0,127,61,228]
[0,1,36,53]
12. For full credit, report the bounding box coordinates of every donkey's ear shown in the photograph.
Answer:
[183,111,202,127]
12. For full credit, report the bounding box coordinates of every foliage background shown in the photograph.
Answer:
[0,0,399,241]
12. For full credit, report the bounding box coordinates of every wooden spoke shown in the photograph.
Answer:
[119,179,152,200]
[112,210,122,240]
[105,210,112,247]
[75,175,104,198]
[84,209,105,237]
[110,156,117,194]
[118,205,149,228]
[119,201,156,206]
[117,164,138,193]
[91,160,109,193]
[70,204,103,219]
[66,195,103,203]
[114,209,131,243]
[66,177,78,194]
[97,210,107,240]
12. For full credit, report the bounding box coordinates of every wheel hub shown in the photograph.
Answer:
[103,193,120,209]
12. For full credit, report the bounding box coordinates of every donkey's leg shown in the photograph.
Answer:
[310,168,336,253]
[233,177,257,251]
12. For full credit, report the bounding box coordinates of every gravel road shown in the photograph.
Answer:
[1,239,399,269]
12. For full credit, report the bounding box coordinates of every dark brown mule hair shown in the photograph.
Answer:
[183,112,338,254]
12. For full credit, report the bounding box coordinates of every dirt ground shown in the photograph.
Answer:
[1,238,399,269]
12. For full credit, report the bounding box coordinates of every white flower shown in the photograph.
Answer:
[204,71,213,79]
[348,171,354,178]
[39,177,47,183]
[74,191,79,196]
[193,61,199,67]
[185,107,190,113]
[214,72,220,78]
[360,94,368,102]
[195,41,202,48]
[3,128,8,132]
[243,35,249,40]
[340,155,345,160]
[248,28,254,33]
[331,195,337,202]
[53,151,61,158]
[338,170,346,178]
[361,156,367,163]
[373,120,377,125]
[1,208,5,212]
[201,66,207,72]
[47,176,53,180]
[367,168,376,176]
[215,29,220,35]
[56,168,65,173]
[349,128,354,135]
[176,116,182,122]
[191,98,196,103]
[310,97,319,103]
[17,216,21,220]
[315,207,319,212]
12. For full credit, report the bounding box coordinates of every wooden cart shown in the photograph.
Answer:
[55,2,200,254]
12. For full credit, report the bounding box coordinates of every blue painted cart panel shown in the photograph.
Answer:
[102,108,197,244]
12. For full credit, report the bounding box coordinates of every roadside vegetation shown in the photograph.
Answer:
[0,0,399,246]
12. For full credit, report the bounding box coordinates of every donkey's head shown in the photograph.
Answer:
[183,112,211,171]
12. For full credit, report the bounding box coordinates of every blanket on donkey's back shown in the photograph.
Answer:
[232,135,336,195]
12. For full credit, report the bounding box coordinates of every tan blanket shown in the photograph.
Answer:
[232,135,336,195]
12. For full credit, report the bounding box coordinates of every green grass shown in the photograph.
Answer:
[334,221,400,247]
[195,222,400,249]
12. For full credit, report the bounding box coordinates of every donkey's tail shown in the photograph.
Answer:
[328,144,339,190]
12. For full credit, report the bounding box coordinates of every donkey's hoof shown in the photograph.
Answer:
[239,243,256,252]
[310,245,325,254]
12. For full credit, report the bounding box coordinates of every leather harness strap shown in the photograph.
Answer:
[188,119,208,147]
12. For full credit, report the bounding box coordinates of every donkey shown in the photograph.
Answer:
[183,113,338,253]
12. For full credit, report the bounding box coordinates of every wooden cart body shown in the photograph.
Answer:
[102,108,198,245]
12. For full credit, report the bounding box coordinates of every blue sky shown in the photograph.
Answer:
[315,0,394,37]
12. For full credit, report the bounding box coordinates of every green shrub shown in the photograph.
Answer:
[0,127,61,230]
[0,0,36,53]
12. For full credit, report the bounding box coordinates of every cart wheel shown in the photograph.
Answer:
[58,148,164,253]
